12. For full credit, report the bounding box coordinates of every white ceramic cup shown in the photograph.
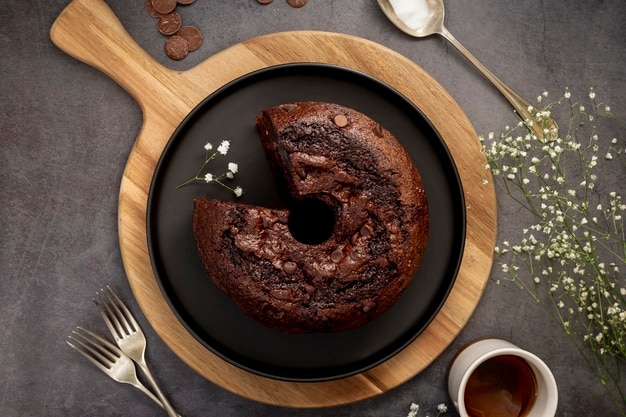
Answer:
[447,338,558,417]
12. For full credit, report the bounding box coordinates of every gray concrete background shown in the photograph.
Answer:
[1,0,624,416]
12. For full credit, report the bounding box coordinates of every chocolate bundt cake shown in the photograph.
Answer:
[192,102,429,333]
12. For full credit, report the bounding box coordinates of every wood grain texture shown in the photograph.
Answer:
[50,0,497,407]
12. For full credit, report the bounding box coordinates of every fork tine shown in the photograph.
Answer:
[66,338,111,374]
[105,285,140,330]
[103,287,134,333]
[94,290,128,340]
[74,326,120,357]
[67,328,120,371]
[69,328,118,365]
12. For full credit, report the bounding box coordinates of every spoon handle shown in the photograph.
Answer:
[439,26,557,140]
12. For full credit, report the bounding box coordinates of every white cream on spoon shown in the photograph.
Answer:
[389,0,430,31]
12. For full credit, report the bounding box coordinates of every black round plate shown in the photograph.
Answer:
[147,63,465,382]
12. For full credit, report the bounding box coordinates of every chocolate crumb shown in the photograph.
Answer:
[256,0,273,4]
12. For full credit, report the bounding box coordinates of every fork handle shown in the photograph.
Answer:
[137,361,181,417]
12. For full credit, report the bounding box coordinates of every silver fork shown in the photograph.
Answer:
[66,327,165,409]
[94,286,180,417]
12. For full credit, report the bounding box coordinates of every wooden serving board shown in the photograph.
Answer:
[51,0,497,408]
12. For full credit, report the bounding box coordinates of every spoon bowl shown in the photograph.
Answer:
[378,0,558,140]
[378,0,444,38]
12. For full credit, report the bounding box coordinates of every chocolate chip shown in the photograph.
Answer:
[151,0,177,14]
[177,26,203,51]
[333,114,349,127]
[286,0,308,7]
[361,301,377,313]
[271,289,293,301]
[280,103,298,111]
[164,35,189,60]
[157,12,181,35]
[295,165,306,179]
[177,0,196,4]
[277,212,289,223]
[283,261,297,274]
[145,0,165,18]
[374,123,384,137]
[330,249,343,263]
[360,224,374,238]
[334,171,350,183]
[256,0,273,3]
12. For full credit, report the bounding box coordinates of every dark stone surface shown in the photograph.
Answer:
[1,0,624,416]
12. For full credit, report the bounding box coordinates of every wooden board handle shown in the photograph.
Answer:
[50,0,180,109]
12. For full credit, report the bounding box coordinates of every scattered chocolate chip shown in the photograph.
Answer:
[333,114,349,127]
[330,249,343,263]
[164,35,189,60]
[145,0,165,18]
[283,261,297,274]
[177,26,203,51]
[286,0,308,8]
[256,0,274,4]
[373,123,384,137]
[151,0,177,14]
[350,233,359,245]
[177,0,196,4]
[157,11,182,35]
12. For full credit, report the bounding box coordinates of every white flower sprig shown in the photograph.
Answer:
[175,139,243,197]
[480,87,625,414]
[406,402,448,417]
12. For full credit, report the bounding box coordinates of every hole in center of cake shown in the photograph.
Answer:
[288,198,335,245]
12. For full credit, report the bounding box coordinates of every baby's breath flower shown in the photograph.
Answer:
[176,139,244,197]
[589,88,596,99]
[217,140,230,155]
[407,403,419,417]
[481,88,625,412]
